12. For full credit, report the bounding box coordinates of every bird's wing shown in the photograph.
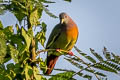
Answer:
[45,24,61,75]
[46,24,61,49]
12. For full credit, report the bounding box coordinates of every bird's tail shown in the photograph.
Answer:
[45,55,59,75]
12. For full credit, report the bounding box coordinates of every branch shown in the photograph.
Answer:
[71,54,120,80]
[37,48,100,79]
[70,55,100,80]
[36,48,69,55]
[54,68,75,72]
[31,38,36,60]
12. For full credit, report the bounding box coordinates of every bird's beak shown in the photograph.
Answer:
[60,19,64,24]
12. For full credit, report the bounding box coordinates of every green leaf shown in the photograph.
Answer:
[65,56,83,63]
[95,71,106,77]
[41,22,47,32]
[111,53,120,63]
[0,64,12,80]
[40,0,55,3]
[90,48,103,61]
[43,0,55,3]
[54,68,75,72]
[0,64,5,73]
[74,46,96,63]
[49,71,75,80]
[0,32,7,64]
[7,63,15,70]
[38,58,47,74]
[65,56,89,66]
[77,72,83,76]
[43,7,58,18]
[14,63,23,74]
[0,75,12,80]
[15,24,21,34]
[85,68,95,73]
[83,74,92,80]
[65,58,83,69]
[14,12,26,24]
[7,0,27,23]
[0,21,3,29]
[103,61,120,71]
[21,28,32,52]
[33,66,42,80]
[37,7,43,21]
[36,22,46,47]
[85,68,106,77]
[0,4,6,15]
[3,26,13,39]
[74,46,82,53]
[36,31,46,47]
[64,0,72,2]
[93,63,117,73]
[85,56,97,63]
[6,63,16,79]
[23,64,32,80]
[10,34,23,51]
[103,47,111,60]
[30,9,40,26]
[22,64,41,80]
[110,58,120,65]
[8,44,19,63]
[76,72,92,80]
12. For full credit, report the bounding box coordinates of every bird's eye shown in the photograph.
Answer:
[64,15,67,18]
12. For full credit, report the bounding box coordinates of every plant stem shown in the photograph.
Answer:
[27,6,36,79]
[31,38,36,60]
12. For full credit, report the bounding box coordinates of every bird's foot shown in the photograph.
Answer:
[56,49,74,56]
[56,48,61,52]
[68,51,74,56]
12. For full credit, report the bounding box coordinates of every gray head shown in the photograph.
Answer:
[59,12,71,24]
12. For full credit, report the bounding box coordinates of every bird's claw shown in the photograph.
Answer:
[68,51,74,56]
[56,49,74,56]
[56,49,61,52]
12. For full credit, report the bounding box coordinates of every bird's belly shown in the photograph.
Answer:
[53,31,76,50]
[51,26,78,51]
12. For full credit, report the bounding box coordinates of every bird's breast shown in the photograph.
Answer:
[65,25,78,40]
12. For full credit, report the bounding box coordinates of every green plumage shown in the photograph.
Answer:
[45,12,78,74]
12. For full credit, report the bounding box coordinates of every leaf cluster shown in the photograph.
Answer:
[0,0,72,80]
[63,46,120,80]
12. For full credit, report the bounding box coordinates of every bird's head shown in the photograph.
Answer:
[59,12,70,24]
